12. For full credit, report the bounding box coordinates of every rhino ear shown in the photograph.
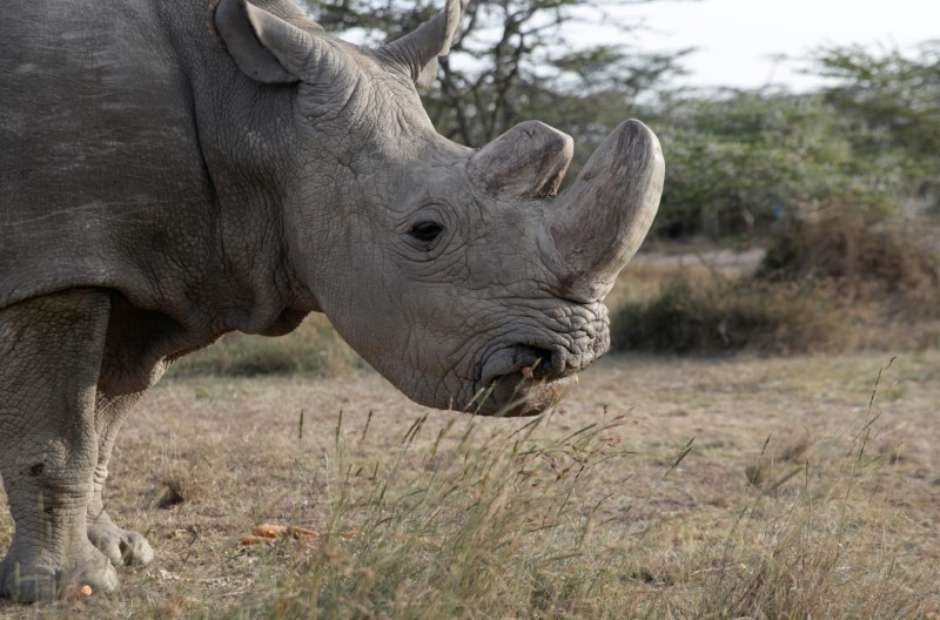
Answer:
[379,0,466,88]
[215,0,313,84]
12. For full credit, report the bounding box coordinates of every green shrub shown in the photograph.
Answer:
[652,42,940,242]
[652,93,903,240]
[611,277,850,355]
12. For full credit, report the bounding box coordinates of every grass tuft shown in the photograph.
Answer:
[217,404,935,618]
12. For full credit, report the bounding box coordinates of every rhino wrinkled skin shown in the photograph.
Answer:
[0,0,664,601]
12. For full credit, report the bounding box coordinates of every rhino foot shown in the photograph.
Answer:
[0,541,119,603]
[87,510,154,567]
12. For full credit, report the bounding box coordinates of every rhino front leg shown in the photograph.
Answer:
[0,290,118,602]
[86,393,154,567]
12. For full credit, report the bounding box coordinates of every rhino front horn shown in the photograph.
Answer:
[549,120,664,302]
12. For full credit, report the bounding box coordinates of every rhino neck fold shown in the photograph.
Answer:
[174,7,313,335]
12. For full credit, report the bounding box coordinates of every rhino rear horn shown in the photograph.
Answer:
[379,0,466,88]
[468,121,574,199]
[215,0,335,84]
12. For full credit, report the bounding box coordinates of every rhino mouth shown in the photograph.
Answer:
[471,344,580,416]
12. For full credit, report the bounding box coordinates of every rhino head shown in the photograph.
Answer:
[215,0,664,415]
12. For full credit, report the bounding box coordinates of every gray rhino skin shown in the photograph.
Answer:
[0,0,663,602]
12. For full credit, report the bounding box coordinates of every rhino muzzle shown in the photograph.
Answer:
[473,353,572,416]
[469,299,612,416]
[464,120,663,415]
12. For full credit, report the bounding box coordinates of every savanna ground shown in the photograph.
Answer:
[2,248,939,618]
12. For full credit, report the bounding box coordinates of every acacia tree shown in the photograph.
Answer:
[814,42,940,212]
[304,0,688,147]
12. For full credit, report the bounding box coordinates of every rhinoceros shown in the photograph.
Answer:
[0,0,663,601]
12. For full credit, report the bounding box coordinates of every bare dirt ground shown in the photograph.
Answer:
[1,350,938,617]
[631,247,766,278]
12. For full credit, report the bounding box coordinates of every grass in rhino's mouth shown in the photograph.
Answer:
[468,367,578,417]
[478,342,577,389]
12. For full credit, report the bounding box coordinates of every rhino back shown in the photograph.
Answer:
[0,0,221,319]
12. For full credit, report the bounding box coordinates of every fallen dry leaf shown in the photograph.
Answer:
[288,526,318,541]
[240,535,274,546]
[253,523,289,539]
[241,523,321,546]
[65,584,93,602]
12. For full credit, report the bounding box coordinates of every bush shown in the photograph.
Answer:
[758,212,940,317]
[611,277,851,355]
[611,208,940,355]
[651,92,905,240]
[651,43,940,242]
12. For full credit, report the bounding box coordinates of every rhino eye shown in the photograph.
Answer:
[408,221,444,244]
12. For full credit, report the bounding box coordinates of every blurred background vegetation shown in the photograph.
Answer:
[175,0,940,376]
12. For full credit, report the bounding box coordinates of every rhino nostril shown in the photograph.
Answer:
[523,346,573,380]
[527,347,555,378]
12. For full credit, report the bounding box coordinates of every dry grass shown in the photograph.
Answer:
[758,212,940,319]
[608,246,764,310]
[2,351,938,618]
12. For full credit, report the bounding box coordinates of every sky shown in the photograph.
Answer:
[580,0,939,91]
